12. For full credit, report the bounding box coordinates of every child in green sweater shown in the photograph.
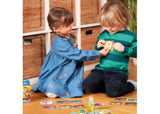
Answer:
[83,1,137,97]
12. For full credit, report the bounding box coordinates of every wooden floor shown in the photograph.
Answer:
[23,90,137,114]
[23,59,137,114]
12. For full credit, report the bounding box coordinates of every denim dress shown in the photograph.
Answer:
[31,34,100,98]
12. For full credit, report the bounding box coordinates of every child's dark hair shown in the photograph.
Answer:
[47,7,77,46]
[47,7,74,31]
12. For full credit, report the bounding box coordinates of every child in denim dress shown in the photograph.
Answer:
[31,7,108,98]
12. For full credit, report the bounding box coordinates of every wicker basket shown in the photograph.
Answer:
[23,0,44,33]
[49,0,76,26]
[23,34,46,79]
[72,29,78,39]
[81,0,100,25]
[81,26,102,65]
[107,0,125,3]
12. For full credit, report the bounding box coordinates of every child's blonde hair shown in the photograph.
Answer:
[99,0,130,29]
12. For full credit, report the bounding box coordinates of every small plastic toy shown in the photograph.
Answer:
[87,96,94,112]
[94,109,113,114]
[70,96,114,114]
[23,80,31,102]
[79,109,85,114]
[71,108,113,114]
[70,110,86,114]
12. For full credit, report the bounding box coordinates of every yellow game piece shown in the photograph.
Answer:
[87,96,94,112]
[105,41,113,50]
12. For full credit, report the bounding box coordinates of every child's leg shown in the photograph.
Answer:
[45,93,57,98]
[104,71,135,97]
[83,69,105,93]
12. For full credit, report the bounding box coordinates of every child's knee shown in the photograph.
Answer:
[105,90,121,97]
[83,77,93,90]
[83,82,98,93]
[105,85,122,97]
[83,82,93,92]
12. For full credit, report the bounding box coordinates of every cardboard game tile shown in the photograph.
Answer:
[125,102,137,106]
[59,105,71,109]
[43,106,56,109]
[115,98,126,101]
[72,105,84,108]
[71,100,82,103]
[110,101,122,105]
[57,101,68,104]
[94,102,106,107]
[105,41,114,51]
[40,101,53,105]
[126,98,137,102]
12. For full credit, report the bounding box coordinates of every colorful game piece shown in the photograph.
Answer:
[94,102,106,107]
[71,100,82,103]
[59,105,71,109]
[71,108,113,114]
[70,112,77,114]
[126,98,137,102]
[72,105,84,108]
[23,80,31,103]
[93,109,100,114]
[94,109,113,114]
[40,101,53,105]
[105,41,114,51]
[99,111,104,114]
[79,109,85,114]
[105,109,113,114]
[57,101,68,104]
[125,102,137,106]
[43,106,56,109]
[87,96,94,112]
[115,98,126,101]
[110,101,122,105]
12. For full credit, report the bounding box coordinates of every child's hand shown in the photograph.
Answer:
[99,48,109,56]
[97,40,106,48]
[113,43,124,52]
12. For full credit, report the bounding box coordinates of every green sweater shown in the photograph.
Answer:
[95,29,137,76]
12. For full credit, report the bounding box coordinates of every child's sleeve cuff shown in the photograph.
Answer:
[123,46,129,54]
